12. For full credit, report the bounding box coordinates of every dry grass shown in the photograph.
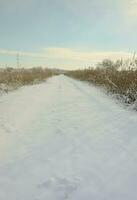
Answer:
[0,67,55,93]
[66,58,137,105]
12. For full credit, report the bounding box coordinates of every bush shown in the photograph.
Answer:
[66,58,137,106]
[0,67,55,92]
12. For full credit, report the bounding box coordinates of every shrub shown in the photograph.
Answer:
[0,67,55,92]
[66,58,137,106]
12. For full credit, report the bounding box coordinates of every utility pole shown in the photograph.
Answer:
[16,53,20,68]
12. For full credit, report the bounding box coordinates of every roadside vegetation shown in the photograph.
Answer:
[66,57,137,109]
[0,67,55,94]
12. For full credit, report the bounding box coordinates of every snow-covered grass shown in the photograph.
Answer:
[0,67,54,94]
[66,59,137,109]
[0,75,137,200]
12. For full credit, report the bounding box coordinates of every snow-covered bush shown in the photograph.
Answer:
[0,67,55,93]
[67,58,137,108]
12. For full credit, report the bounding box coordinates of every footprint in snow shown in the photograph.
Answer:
[37,177,81,199]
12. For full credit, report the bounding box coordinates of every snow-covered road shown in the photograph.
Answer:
[0,75,137,200]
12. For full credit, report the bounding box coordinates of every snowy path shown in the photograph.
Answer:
[0,75,137,200]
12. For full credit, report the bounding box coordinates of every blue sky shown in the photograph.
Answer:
[0,0,137,69]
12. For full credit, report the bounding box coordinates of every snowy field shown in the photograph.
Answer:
[0,75,137,200]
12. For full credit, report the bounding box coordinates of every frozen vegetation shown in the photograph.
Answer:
[67,58,137,110]
[0,67,54,94]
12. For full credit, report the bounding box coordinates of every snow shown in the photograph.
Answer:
[0,75,137,200]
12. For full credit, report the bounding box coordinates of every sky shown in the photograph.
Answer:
[0,0,137,69]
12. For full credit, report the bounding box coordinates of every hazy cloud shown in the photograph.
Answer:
[0,48,132,68]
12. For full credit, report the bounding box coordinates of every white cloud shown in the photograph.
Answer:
[0,48,132,69]
[0,49,45,58]
[43,48,132,63]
